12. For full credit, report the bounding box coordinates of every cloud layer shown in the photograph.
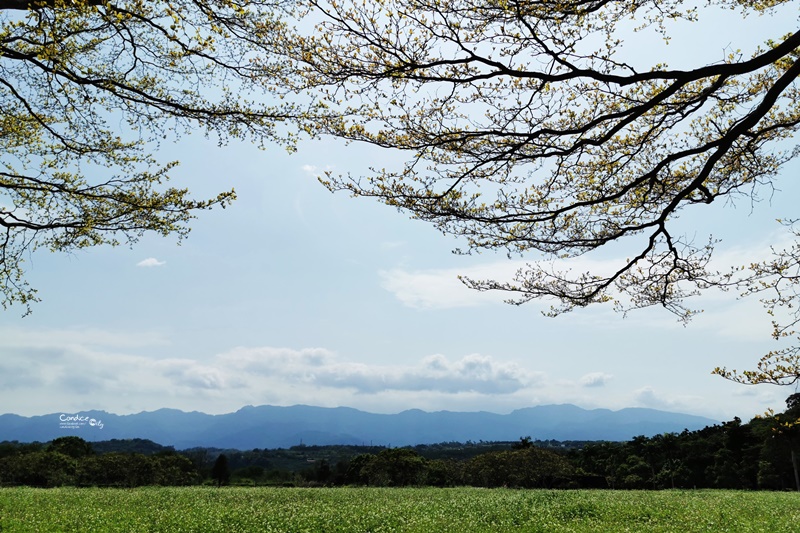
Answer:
[0,325,778,420]
[220,348,542,395]
[0,327,604,416]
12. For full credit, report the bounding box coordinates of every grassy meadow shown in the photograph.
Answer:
[0,486,798,532]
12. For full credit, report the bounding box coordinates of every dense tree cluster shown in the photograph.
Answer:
[575,417,794,490]
[575,395,800,490]
[0,436,197,487]
[297,446,576,488]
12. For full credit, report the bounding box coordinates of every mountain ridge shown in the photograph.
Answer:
[0,404,719,449]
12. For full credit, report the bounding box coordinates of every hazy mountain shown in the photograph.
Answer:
[0,404,719,449]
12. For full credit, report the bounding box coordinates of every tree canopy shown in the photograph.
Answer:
[272,0,800,385]
[0,0,296,312]
[211,453,230,487]
[4,0,800,386]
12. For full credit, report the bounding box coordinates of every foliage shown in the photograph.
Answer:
[0,451,76,487]
[0,438,197,487]
[1,486,800,532]
[357,448,427,486]
[464,447,575,488]
[0,0,300,311]
[272,0,800,383]
[89,438,176,456]
[572,412,800,490]
[210,454,230,487]
[47,435,95,458]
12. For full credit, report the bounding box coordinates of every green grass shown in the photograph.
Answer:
[0,487,797,532]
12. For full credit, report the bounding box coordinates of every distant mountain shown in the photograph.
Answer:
[0,404,718,449]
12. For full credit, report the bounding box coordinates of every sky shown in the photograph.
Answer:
[2,3,799,424]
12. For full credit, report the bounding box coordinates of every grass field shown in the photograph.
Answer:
[0,486,798,532]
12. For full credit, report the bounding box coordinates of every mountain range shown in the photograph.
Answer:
[0,404,719,449]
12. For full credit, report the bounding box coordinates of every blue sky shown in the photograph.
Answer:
[2,3,799,423]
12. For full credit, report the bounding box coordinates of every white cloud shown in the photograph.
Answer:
[136,257,166,267]
[379,264,516,309]
[378,253,645,311]
[219,348,542,395]
[220,346,335,379]
[579,372,613,388]
[301,164,334,177]
[632,386,705,413]
[633,386,662,407]
[377,223,800,319]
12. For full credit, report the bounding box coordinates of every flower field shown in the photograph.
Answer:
[0,486,797,532]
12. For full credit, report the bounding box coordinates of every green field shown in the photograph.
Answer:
[0,487,798,532]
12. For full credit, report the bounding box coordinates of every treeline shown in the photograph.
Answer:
[572,393,800,491]
[295,442,584,489]
[295,403,798,490]
[572,417,798,491]
[182,438,586,479]
[0,438,197,488]
[2,395,798,490]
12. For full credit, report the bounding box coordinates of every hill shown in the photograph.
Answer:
[0,404,718,449]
